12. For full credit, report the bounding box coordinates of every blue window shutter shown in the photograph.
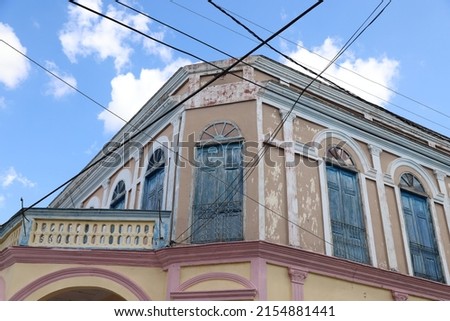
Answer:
[401,191,443,282]
[192,143,243,243]
[143,168,165,210]
[326,166,369,264]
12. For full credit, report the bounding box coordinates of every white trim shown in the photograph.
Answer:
[129,153,142,210]
[279,109,300,247]
[138,136,170,210]
[369,144,398,270]
[172,111,186,242]
[312,129,373,176]
[434,170,450,245]
[387,158,443,202]
[359,173,378,267]
[395,183,449,283]
[256,98,266,241]
[318,161,333,256]
[317,134,376,266]
[428,199,450,284]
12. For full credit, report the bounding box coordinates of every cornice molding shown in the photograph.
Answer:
[259,81,450,174]
[2,241,448,300]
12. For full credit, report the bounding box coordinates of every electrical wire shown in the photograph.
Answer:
[0,39,127,125]
[9,0,448,251]
[180,0,450,124]
[17,0,322,218]
[175,0,390,244]
[115,0,350,248]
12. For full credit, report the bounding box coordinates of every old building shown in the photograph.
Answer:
[1,56,449,300]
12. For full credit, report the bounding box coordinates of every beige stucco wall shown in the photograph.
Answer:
[304,273,393,301]
[264,148,288,244]
[1,263,167,301]
[266,264,291,301]
[174,100,259,242]
[297,158,324,253]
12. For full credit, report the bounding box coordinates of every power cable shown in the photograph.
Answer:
[177,0,450,123]
[115,0,344,248]
[175,0,390,244]
[0,39,127,125]
[16,0,322,219]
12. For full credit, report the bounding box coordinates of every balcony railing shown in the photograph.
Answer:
[0,208,170,251]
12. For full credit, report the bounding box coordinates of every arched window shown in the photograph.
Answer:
[325,146,369,264]
[399,172,444,282]
[192,121,243,243]
[110,180,126,209]
[142,149,166,210]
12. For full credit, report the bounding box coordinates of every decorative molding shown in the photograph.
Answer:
[2,241,450,300]
[258,80,450,176]
[368,144,382,157]
[392,291,408,301]
[10,267,150,301]
[171,289,257,301]
[289,267,308,301]
[289,267,308,285]
[369,143,398,270]
[387,158,443,201]
[177,272,255,292]
[312,128,374,176]
[171,271,257,301]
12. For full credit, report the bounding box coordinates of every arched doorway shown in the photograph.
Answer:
[40,286,125,301]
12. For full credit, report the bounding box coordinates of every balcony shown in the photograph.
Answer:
[0,208,171,251]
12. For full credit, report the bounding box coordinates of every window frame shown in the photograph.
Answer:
[324,146,371,264]
[398,172,444,282]
[141,148,166,211]
[191,121,244,244]
[110,180,126,209]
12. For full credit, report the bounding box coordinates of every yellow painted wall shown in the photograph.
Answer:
[266,264,291,301]
[180,262,250,283]
[304,273,392,300]
[2,263,167,301]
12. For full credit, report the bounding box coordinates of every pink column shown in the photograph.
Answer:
[251,258,267,300]
[0,277,5,301]
[288,267,308,301]
[166,263,180,300]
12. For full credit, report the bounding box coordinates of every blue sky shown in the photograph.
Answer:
[1,0,450,223]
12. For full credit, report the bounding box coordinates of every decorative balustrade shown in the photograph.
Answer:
[0,224,21,251]
[29,220,154,249]
[0,208,170,251]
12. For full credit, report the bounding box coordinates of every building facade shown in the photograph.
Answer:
[1,56,450,300]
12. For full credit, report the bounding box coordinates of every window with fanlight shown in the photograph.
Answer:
[110,180,126,209]
[191,121,243,244]
[325,146,370,264]
[142,148,166,211]
[399,172,444,282]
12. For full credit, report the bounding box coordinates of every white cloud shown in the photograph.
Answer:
[98,58,191,133]
[44,61,77,98]
[59,0,168,72]
[282,37,399,106]
[0,22,31,88]
[1,167,36,188]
